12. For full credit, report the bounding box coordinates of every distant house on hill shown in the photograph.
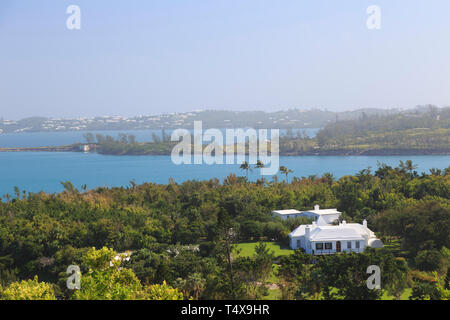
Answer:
[80,144,90,152]
[272,209,303,220]
[273,205,341,225]
[281,205,383,254]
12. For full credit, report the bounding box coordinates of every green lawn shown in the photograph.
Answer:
[264,288,282,300]
[234,242,290,300]
[235,241,413,301]
[235,241,295,258]
[381,288,412,300]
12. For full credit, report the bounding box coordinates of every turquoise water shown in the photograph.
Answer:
[0,130,175,147]
[0,152,448,196]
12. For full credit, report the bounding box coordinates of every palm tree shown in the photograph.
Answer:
[405,160,417,176]
[14,186,20,199]
[240,161,252,180]
[174,278,188,297]
[255,160,265,182]
[429,168,442,176]
[322,172,335,186]
[444,166,450,176]
[399,160,418,179]
[186,273,206,300]
[279,166,293,183]
[356,167,372,190]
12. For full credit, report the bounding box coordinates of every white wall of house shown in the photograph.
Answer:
[274,213,297,220]
[273,210,303,220]
[276,211,340,223]
[310,240,366,254]
[274,206,341,223]
[299,211,317,219]
[285,207,383,255]
[290,237,366,254]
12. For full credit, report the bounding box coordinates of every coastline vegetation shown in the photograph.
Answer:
[86,107,450,156]
[2,106,449,156]
[0,161,448,300]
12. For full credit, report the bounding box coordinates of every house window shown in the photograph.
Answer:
[315,243,323,250]
[356,241,360,249]
[325,243,332,250]
[297,240,301,248]
[347,241,352,249]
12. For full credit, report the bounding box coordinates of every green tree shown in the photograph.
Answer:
[83,132,95,144]
[415,249,444,272]
[143,281,184,300]
[72,247,143,300]
[255,160,265,183]
[0,276,56,300]
[211,209,244,299]
[314,249,407,300]
[185,273,206,300]
[240,161,251,180]
[277,250,313,300]
[280,166,293,183]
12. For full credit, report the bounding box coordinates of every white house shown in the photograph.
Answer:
[288,209,383,254]
[298,205,341,225]
[272,209,303,220]
[80,144,90,152]
[273,205,341,225]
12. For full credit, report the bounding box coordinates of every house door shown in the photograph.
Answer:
[336,241,341,252]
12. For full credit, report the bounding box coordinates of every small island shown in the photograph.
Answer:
[1,107,449,156]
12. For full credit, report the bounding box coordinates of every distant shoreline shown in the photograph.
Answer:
[1,144,449,157]
[0,144,82,153]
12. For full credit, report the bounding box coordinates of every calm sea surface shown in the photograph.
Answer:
[0,151,449,196]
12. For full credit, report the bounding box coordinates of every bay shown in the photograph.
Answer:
[0,152,448,196]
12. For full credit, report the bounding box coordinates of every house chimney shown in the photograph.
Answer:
[305,226,310,238]
[363,219,367,228]
[314,204,320,211]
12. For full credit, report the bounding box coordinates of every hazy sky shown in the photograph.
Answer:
[1,0,450,119]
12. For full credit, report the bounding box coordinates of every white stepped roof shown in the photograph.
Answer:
[273,209,302,215]
[273,208,341,216]
[289,223,373,241]
[289,225,307,237]
[309,227,364,241]
[303,208,341,216]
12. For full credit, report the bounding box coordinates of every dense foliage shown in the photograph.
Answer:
[0,161,448,299]
[313,106,450,153]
